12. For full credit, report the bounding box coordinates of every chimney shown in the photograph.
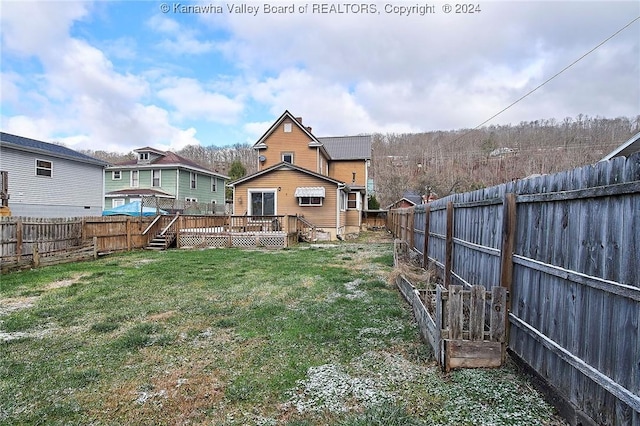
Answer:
[306,126,313,133]
[295,117,303,123]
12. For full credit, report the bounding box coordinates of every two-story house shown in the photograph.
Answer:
[228,111,372,240]
[0,132,107,217]
[105,147,228,214]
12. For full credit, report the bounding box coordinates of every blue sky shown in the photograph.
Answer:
[1,1,639,153]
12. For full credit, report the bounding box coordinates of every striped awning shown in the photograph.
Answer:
[294,187,325,197]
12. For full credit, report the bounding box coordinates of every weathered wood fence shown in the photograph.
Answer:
[388,153,640,426]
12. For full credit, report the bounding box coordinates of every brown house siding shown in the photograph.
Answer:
[258,119,319,172]
[233,169,339,229]
[329,160,367,186]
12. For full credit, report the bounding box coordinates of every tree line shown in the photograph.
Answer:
[82,114,639,208]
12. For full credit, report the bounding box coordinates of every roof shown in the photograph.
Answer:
[109,149,229,179]
[601,132,640,161]
[229,162,345,187]
[252,111,372,161]
[0,132,107,166]
[105,188,175,198]
[318,135,372,160]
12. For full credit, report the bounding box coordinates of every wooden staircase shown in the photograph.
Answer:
[143,213,180,251]
[146,233,175,250]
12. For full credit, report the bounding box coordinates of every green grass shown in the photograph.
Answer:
[0,235,562,425]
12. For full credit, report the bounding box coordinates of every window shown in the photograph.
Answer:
[299,197,322,206]
[348,193,358,209]
[139,152,149,161]
[340,192,347,211]
[35,159,52,177]
[152,170,161,187]
[250,191,275,216]
[283,122,292,132]
[112,170,121,180]
[131,170,139,187]
[190,172,197,189]
[211,178,217,192]
[113,198,125,207]
[185,197,197,202]
[282,153,293,164]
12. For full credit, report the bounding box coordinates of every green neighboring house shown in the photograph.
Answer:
[104,147,228,214]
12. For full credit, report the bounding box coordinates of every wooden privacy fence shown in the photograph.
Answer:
[388,152,640,426]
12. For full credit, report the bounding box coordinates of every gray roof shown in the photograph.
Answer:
[601,132,640,161]
[0,132,107,166]
[318,135,372,160]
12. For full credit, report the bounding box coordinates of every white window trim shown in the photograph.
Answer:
[247,188,277,216]
[112,170,121,180]
[282,152,294,164]
[298,196,323,206]
[190,172,197,189]
[347,192,358,210]
[152,169,161,187]
[185,197,198,202]
[113,198,125,207]
[211,177,217,192]
[130,170,139,187]
[35,159,53,178]
[283,122,292,132]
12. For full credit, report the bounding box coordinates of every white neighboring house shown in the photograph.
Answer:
[0,132,107,217]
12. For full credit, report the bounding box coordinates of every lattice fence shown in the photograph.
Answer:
[179,232,287,249]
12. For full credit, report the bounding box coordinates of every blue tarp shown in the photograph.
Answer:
[102,201,167,217]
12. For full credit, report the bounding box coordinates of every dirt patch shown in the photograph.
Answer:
[148,311,177,322]
[45,273,88,290]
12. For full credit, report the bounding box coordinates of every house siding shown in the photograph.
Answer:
[258,118,318,172]
[233,169,339,229]
[329,160,367,186]
[177,170,225,205]
[0,146,104,217]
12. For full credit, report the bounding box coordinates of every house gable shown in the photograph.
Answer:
[253,110,330,173]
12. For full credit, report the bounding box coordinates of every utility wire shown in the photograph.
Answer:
[453,15,640,140]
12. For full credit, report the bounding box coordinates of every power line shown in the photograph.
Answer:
[453,15,640,141]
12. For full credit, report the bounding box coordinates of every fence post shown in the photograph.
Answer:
[499,192,516,357]
[126,217,131,251]
[93,236,98,259]
[32,243,39,268]
[422,205,430,268]
[16,217,23,262]
[444,202,454,288]
[409,208,415,250]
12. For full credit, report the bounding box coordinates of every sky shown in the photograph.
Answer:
[1,1,639,154]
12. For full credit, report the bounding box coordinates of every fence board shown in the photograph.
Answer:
[389,151,640,425]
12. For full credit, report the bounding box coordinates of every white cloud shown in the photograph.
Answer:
[157,77,243,123]
[147,14,216,55]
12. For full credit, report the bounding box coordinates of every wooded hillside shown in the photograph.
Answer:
[83,114,639,208]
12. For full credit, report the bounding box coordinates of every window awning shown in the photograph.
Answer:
[294,187,325,198]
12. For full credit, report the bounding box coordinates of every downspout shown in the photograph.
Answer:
[176,169,180,201]
[337,183,345,239]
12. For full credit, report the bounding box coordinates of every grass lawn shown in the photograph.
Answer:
[0,232,564,425]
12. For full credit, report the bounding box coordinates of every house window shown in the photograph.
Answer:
[340,192,347,211]
[35,159,52,177]
[250,191,275,216]
[152,170,161,187]
[190,172,197,189]
[211,178,217,192]
[139,152,149,161]
[283,122,292,133]
[113,198,125,207]
[112,170,121,180]
[131,170,139,187]
[186,197,197,202]
[348,193,358,209]
[299,197,322,206]
[282,153,294,164]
